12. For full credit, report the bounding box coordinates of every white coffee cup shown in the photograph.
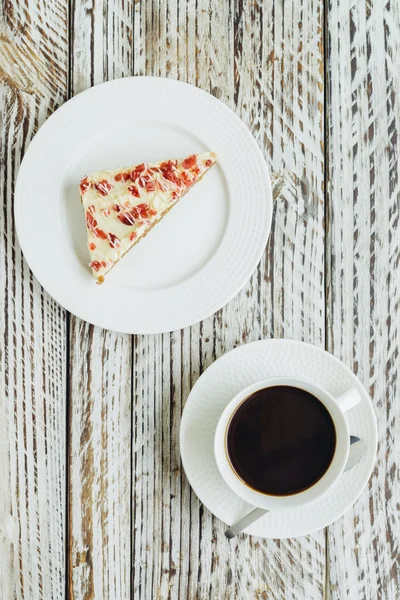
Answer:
[214,377,361,510]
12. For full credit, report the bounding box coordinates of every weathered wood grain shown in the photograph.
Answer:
[326,0,400,598]
[5,0,398,597]
[67,2,134,599]
[0,0,68,598]
[68,322,132,600]
[131,1,326,599]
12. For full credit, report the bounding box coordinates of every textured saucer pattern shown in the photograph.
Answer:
[180,339,377,539]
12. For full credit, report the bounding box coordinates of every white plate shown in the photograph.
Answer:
[15,77,272,334]
[180,340,377,539]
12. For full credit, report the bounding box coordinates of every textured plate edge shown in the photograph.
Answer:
[179,339,378,539]
[14,77,272,334]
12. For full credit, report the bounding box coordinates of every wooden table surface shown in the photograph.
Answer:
[1,0,399,599]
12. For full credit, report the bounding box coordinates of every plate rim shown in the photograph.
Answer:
[14,76,272,334]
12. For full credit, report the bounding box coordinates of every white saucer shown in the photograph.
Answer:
[15,77,272,334]
[180,339,377,539]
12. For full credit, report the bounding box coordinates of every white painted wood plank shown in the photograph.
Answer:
[68,1,134,599]
[0,0,68,597]
[327,0,400,598]
[68,322,132,600]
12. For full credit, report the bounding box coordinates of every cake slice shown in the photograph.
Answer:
[80,152,217,283]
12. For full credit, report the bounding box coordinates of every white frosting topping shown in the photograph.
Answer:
[80,151,217,281]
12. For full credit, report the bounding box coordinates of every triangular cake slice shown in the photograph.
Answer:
[80,152,217,283]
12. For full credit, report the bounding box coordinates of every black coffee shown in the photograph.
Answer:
[227,386,336,496]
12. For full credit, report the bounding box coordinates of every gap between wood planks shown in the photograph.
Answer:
[65,1,73,595]
[323,0,331,597]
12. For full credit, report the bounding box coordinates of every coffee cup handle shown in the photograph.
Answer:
[335,387,362,413]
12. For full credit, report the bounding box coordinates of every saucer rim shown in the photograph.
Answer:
[180,338,378,539]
